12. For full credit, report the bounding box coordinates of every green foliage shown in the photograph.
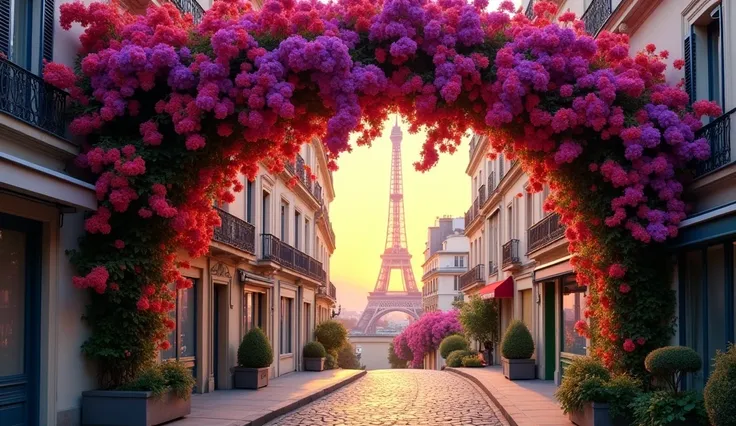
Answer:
[603,375,643,420]
[704,344,736,426]
[645,346,702,393]
[120,361,195,400]
[302,341,327,358]
[556,357,612,414]
[501,320,534,360]
[314,320,348,353]
[461,356,484,368]
[631,390,707,426]
[325,353,338,370]
[388,343,408,369]
[237,328,273,368]
[337,345,361,369]
[458,296,499,348]
[439,335,469,359]
[446,349,478,368]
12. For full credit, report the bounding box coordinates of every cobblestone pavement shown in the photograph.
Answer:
[267,369,508,426]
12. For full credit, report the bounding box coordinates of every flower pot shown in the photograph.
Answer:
[501,357,536,380]
[304,357,326,371]
[232,366,270,389]
[569,402,629,426]
[81,389,190,426]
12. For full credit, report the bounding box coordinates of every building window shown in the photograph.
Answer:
[453,276,459,291]
[294,211,301,249]
[303,302,311,342]
[454,256,464,267]
[246,180,254,224]
[280,200,289,241]
[7,0,31,70]
[707,6,723,107]
[561,277,587,356]
[304,219,310,255]
[262,190,271,234]
[507,204,514,240]
[243,290,265,333]
[162,280,197,376]
[280,296,293,354]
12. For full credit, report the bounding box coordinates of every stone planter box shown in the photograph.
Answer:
[569,402,628,426]
[304,357,326,371]
[232,366,270,389]
[501,357,536,380]
[81,389,190,426]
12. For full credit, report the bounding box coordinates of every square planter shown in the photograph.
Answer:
[304,357,326,371]
[569,402,629,426]
[232,366,270,389]
[501,357,536,380]
[81,389,190,426]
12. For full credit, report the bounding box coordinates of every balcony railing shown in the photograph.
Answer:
[261,234,325,283]
[487,171,496,195]
[213,208,256,254]
[0,58,69,139]
[582,0,612,36]
[329,282,337,299]
[527,213,565,253]
[525,0,534,19]
[694,107,735,177]
[318,282,337,300]
[284,154,323,203]
[478,184,486,206]
[488,261,498,276]
[459,264,485,290]
[465,195,481,228]
[169,0,205,24]
[502,239,520,267]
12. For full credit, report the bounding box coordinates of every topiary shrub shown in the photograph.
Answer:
[237,328,273,368]
[120,360,195,400]
[462,356,484,368]
[446,349,478,368]
[314,320,348,353]
[325,353,337,370]
[303,341,327,359]
[501,320,534,360]
[645,346,702,393]
[556,357,611,414]
[337,345,361,369]
[439,334,469,359]
[704,344,736,426]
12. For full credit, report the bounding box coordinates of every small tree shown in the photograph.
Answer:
[337,344,361,369]
[388,342,408,368]
[459,295,499,351]
[314,320,348,353]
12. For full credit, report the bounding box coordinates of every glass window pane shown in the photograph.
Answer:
[0,228,26,376]
[562,282,587,355]
[179,285,196,358]
[244,292,253,333]
[707,245,726,370]
[11,0,30,69]
[685,250,704,390]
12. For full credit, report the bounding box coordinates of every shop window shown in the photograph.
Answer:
[561,278,587,356]
[243,290,265,334]
[162,280,197,377]
[280,297,293,354]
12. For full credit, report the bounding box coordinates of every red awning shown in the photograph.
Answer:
[479,276,514,299]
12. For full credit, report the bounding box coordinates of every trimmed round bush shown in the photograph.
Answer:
[439,334,469,359]
[237,328,273,368]
[303,341,327,358]
[645,346,702,392]
[462,356,483,368]
[501,320,535,360]
[314,320,348,353]
[325,353,337,370]
[446,349,478,368]
[704,344,736,426]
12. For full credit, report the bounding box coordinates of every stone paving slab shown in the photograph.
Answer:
[169,369,366,426]
[446,366,574,426]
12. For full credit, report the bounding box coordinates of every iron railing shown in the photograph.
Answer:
[582,0,612,36]
[487,171,496,196]
[465,195,481,228]
[169,0,205,24]
[285,154,323,202]
[261,234,325,283]
[317,282,337,300]
[329,282,337,299]
[459,264,485,290]
[502,239,520,267]
[527,213,565,253]
[295,154,312,192]
[695,107,735,177]
[0,58,69,139]
[213,208,256,254]
[478,184,486,206]
[488,261,498,276]
[525,0,534,19]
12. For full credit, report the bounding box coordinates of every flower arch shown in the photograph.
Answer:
[46,0,721,386]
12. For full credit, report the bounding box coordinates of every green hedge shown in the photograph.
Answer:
[705,344,736,426]
[439,335,469,359]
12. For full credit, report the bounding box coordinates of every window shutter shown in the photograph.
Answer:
[684,34,696,103]
[41,0,55,63]
[0,0,10,56]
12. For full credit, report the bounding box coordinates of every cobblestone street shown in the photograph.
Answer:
[267,370,508,426]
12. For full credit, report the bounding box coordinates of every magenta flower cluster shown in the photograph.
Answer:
[393,310,462,368]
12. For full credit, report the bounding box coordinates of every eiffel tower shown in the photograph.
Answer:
[353,119,423,334]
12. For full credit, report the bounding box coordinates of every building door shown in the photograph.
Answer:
[0,213,41,426]
[543,281,556,380]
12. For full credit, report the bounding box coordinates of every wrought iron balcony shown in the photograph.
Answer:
[582,0,612,36]
[502,239,520,267]
[317,282,337,300]
[487,171,496,196]
[525,0,534,19]
[329,282,337,299]
[694,107,735,177]
[0,58,69,139]
[169,0,205,24]
[213,208,256,254]
[261,234,325,283]
[527,213,565,254]
[314,182,323,203]
[459,264,485,290]
[478,184,486,206]
[465,196,481,228]
[488,261,498,276]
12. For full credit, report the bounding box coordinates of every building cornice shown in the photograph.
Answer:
[465,134,489,176]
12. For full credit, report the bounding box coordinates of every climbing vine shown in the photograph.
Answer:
[46,0,720,386]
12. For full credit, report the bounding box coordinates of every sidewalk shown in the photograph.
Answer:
[447,366,574,426]
[170,369,366,426]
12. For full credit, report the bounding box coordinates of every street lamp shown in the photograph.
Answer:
[331,304,341,318]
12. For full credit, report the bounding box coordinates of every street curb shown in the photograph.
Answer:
[245,370,367,426]
[445,367,518,426]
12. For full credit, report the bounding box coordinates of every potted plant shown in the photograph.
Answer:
[82,361,195,426]
[233,328,273,389]
[303,341,327,371]
[632,346,707,425]
[556,357,640,426]
[458,296,499,365]
[704,344,736,426]
[500,320,536,380]
[439,335,469,360]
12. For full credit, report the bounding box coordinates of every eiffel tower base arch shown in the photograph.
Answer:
[353,292,423,334]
